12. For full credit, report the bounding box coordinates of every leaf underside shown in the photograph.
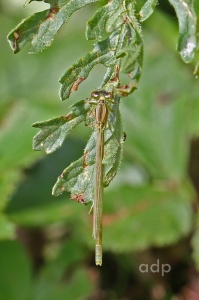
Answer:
[167,0,197,63]
[7,0,101,54]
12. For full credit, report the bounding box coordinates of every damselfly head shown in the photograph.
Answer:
[91,90,112,100]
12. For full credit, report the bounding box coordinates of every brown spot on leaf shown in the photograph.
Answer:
[110,66,120,84]
[71,193,86,205]
[71,77,86,92]
[116,82,137,97]
[46,6,60,20]
[13,31,20,53]
[83,150,89,167]
[116,84,129,96]
[60,186,65,192]
[61,113,72,121]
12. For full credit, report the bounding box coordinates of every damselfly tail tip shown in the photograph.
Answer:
[96,260,102,266]
[95,244,102,266]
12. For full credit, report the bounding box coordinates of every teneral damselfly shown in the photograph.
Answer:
[89,90,113,266]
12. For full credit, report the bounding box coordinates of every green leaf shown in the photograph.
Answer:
[7,10,49,54]
[31,238,93,300]
[116,22,143,94]
[61,22,143,100]
[7,202,69,226]
[139,0,158,22]
[60,31,120,100]
[85,0,143,96]
[0,240,32,300]
[0,215,15,239]
[52,97,123,204]
[7,0,101,54]
[32,100,90,154]
[168,0,197,63]
[102,183,193,252]
[32,267,93,300]
[86,0,127,40]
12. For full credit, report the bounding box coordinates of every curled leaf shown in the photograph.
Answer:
[61,18,143,100]
[60,31,120,100]
[86,0,126,40]
[8,0,101,54]
[32,100,90,153]
[168,0,197,63]
[139,0,158,22]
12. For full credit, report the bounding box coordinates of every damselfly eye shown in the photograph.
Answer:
[104,92,112,99]
[91,91,100,98]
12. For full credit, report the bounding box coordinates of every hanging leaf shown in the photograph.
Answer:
[7,0,101,54]
[61,23,143,100]
[60,31,120,100]
[168,0,197,63]
[86,0,128,40]
[85,0,143,96]
[139,0,158,22]
[32,100,90,153]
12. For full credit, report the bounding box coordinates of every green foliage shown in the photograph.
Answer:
[0,240,32,300]
[8,0,101,54]
[7,0,198,209]
[139,0,158,21]
[102,184,193,251]
[52,96,123,203]
[2,0,199,298]
[30,238,93,300]
[0,240,93,300]
[15,0,144,207]
[32,100,90,154]
[31,267,93,300]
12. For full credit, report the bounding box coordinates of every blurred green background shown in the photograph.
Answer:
[1,0,199,299]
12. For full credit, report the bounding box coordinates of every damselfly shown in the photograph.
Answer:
[89,90,114,266]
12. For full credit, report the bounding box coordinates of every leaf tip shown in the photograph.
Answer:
[179,39,196,63]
